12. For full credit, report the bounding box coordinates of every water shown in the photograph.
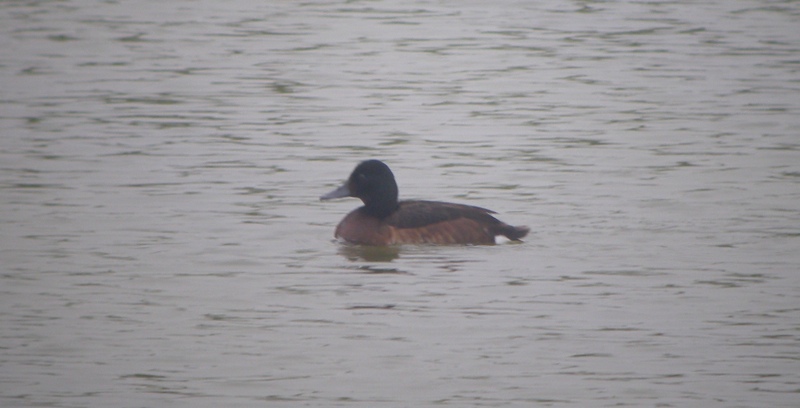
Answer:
[1,0,799,407]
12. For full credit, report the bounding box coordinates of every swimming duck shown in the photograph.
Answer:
[320,160,529,245]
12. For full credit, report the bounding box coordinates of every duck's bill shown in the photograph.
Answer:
[320,183,351,201]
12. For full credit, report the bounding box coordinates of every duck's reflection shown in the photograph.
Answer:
[338,244,401,262]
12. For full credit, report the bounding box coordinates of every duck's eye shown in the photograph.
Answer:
[357,173,368,183]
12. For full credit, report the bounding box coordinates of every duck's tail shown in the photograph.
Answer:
[500,224,529,241]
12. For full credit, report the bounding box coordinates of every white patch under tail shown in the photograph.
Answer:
[494,235,512,245]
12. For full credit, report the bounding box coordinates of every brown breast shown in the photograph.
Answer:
[334,209,394,245]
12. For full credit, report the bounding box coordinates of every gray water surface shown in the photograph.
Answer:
[1,1,799,407]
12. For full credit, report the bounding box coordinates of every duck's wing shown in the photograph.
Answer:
[388,200,497,229]
[381,200,504,244]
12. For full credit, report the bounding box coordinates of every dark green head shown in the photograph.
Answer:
[320,160,399,218]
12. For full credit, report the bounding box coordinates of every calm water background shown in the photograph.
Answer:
[1,0,799,407]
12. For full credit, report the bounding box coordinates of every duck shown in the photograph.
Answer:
[320,160,529,245]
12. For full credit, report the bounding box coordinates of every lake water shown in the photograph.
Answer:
[1,0,799,407]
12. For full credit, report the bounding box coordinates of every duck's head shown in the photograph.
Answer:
[320,159,399,217]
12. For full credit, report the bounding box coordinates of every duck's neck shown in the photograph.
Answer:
[361,184,399,219]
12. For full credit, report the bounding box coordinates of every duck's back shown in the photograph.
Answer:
[334,200,528,245]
